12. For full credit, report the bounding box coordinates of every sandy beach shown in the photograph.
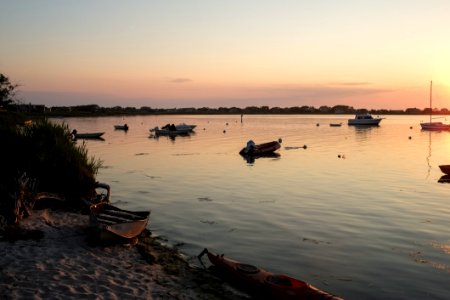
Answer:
[0,209,251,300]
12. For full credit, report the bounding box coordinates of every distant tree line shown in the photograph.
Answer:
[9,103,449,117]
[2,72,449,117]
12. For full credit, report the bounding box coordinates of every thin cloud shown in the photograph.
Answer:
[169,78,192,83]
[329,82,373,86]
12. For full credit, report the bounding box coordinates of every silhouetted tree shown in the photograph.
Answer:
[0,73,18,109]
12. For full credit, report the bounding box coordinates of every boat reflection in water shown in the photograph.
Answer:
[438,175,450,184]
[241,152,281,164]
[149,131,194,142]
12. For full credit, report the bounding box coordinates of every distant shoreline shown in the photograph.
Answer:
[11,103,447,118]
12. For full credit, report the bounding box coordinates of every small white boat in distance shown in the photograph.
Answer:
[348,113,382,126]
[420,81,450,131]
[150,126,192,136]
[420,122,450,131]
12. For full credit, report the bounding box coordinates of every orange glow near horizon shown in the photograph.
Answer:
[3,2,450,109]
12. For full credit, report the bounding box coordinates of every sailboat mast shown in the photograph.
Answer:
[430,80,432,123]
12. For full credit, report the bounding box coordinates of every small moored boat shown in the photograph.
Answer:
[348,113,382,126]
[420,81,450,131]
[329,123,342,127]
[239,140,281,156]
[175,123,196,131]
[114,124,129,130]
[439,165,450,175]
[71,130,105,139]
[198,248,343,300]
[89,202,150,242]
[150,125,192,136]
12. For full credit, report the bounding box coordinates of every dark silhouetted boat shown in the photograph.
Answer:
[439,165,450,175]
[239,140,281,156]
[72,129,104,139]
[114,124,129,130]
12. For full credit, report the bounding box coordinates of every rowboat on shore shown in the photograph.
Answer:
[71,130,104,140]
[89,202,150,242]
[198,248,343,300]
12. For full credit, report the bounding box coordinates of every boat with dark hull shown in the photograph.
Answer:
[439,165,450,175]
[71,130,105,140]
[239,140,281,156]
[114,124,129,130]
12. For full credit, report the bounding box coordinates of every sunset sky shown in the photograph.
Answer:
[1,1,450,109]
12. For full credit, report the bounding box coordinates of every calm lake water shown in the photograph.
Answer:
[54,114,450,299]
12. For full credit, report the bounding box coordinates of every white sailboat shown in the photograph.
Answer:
[420,81,450,131]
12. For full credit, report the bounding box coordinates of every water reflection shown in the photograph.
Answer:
[438,175,450,183]
[240,152,281,164]
[74,137,105,141]
[149,132,194,141]
[351,125,379,142]
[426,132,431,178]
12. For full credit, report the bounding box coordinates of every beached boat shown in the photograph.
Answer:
[239,140,281,156]
[439,165,450,175]
[114,124,129,130]
[89,202,150,241]
[150,126,192,136]
[348,113,382,126]
[71,130,105,139]
[198,248,343,300]
[420,81,450,131]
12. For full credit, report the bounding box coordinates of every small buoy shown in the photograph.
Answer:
[226,122,229,126]
[223,130,226,133]
[278,138,283,143]
[338,154,341,158]
[303,145,307,149]
[410,126,413,129]
[316,123,320,127]
[409,136,412,139]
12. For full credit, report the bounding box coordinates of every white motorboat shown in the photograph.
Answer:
[149,126,192,136]
[348,113,382,126]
